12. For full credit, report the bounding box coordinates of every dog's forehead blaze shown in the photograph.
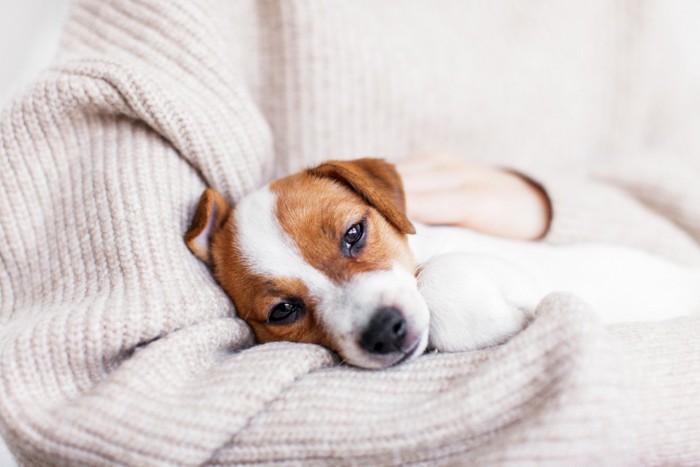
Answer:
[211,207,336,350]
[270,172,414,283]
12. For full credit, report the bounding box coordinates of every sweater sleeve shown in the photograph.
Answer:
[521,159,700,265]
[3,2,700,465]
[524,1,700,264]
[506,2,700,263]
[0,0,281,463]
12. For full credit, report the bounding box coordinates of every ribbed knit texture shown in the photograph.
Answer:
[1,1,700,465]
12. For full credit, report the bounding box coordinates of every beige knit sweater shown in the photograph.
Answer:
[2,1,700,465]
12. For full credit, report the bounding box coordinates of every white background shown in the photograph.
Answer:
[0,1,72,465]
[0,0,72,105]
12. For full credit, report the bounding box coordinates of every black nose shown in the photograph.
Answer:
[360,307,407,354]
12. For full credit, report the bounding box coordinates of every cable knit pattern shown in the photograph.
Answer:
[1,1,700,465]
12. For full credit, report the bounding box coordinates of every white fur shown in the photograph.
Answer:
[411,223,700,353]
[235,186,333,290]
[418,253,536,352]
[234,186,429,367]
[333,267,430,368]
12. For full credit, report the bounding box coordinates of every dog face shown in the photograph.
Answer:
[185,159,430,369]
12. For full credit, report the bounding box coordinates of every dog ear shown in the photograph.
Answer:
[185,189,231,264]
[309,158,416,234]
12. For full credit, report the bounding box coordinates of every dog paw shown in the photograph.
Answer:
[417,253,538,352]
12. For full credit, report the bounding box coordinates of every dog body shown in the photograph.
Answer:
[411,223,700,352]
[186,158,700,369]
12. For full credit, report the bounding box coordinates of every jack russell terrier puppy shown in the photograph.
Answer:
[185,158,700,369]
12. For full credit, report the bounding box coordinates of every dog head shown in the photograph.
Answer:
[185,158,430,368]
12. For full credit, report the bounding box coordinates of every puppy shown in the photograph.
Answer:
[185,158,700,368]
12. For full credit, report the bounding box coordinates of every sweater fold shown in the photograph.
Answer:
[2,0,700,464]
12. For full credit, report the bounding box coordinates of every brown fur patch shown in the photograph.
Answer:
[184,189,231,264]
[308,158,415,235]
[212,211,336,351]
[271,172,415,284]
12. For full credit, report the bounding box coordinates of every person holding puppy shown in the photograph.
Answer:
[1,1,700,465]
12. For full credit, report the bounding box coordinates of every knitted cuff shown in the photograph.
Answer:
[514,165,700,264]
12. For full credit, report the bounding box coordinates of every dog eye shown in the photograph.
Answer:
[344,223,364,245]
[341,219,367,258]
[268,300,305,324]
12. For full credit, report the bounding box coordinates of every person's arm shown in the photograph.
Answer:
[519,157,700,264]
[398,153,700,265]
[398,153,551,241]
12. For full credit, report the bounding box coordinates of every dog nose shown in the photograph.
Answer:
[360,307,407,354]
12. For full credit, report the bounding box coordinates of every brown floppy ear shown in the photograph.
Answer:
[309,158,415,234]
[184,189,231,264]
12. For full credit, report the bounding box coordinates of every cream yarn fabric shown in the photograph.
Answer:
[1,1,700,464]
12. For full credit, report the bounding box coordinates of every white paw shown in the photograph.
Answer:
[417,253,538,352]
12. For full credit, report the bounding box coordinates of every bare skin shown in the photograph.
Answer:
[397,153,552,241]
